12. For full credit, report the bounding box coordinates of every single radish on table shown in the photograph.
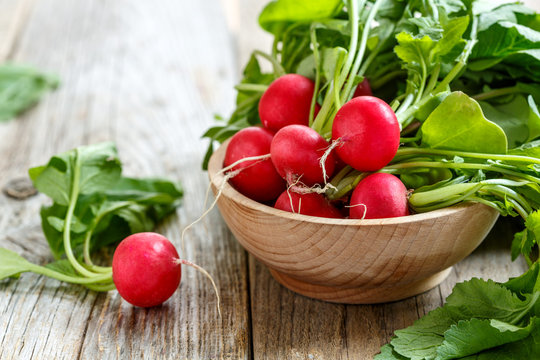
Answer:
[112,232,219,309]
[271,124,336,186]
[349,173,409,219]
[274,191,342,218]
[332,96,400,172]
[259,74,320,132]
[223,127,285,202]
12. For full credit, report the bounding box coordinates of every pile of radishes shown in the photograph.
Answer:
[223,73,409,220]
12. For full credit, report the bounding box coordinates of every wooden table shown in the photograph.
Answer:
[0,0,536,359]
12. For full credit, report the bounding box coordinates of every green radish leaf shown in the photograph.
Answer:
[445,278,540,323]
[374,344,408,360]
[472,21,540,60]
[0,248,34,279]
[509,139,540,158]
[29,142,121,205]
[480,95,530,148]
[390,306,459,359]
[0,64,59,122]
[436,317,540,360]
[421,92,508,154]
[32,143,183,259]
[504,262,540,294]
[528,95,540,141]
[389,278,540,359]
[258,0,343,36]
[45,260,79,277]
[511,229,529,261]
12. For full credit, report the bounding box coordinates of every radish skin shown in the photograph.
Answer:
[259,74,320,132]
[223,127,285,202]
[112,232,181,308]
[274,191,343,218]
[349,173,409,219]
[271,124,336,186]
[332,96,400,172]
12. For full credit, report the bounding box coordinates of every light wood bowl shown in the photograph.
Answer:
[208,140,500,304]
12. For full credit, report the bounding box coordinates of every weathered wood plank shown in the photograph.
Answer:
[0,0,250,358]
[0,0,34,61]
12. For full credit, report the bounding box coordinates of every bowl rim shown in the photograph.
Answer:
[208,138,480,226]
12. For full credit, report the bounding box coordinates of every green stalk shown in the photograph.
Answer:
[384,161,540,184]
[370,70,406,90]
[28,263,112,284]
[432,15,478,94]
[472,85,521,101]
[335,0,362,101]
[358,23,396,77]
[423,63,440,96]
[64,149,102,278]
[312,0,362,133]
[341,0,385,104]
[253,50,285,77]
[395,93,415,118]
[309,23,322,126]
[395,147,540,165]
[409,182,481,206]
[482,184,533,215]
[414,56,428,104]
[85,282,116,292]
[234,84,269,92]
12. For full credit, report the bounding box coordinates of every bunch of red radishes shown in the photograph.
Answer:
[223,74,409,219]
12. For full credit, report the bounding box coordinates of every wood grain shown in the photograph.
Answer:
[209,140,501,304]
[0,0,250,359]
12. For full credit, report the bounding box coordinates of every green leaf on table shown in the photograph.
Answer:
[44,259,79,277]
[0,64,59,122]
[30,143,183,259]
[421,92,508,154]
[389,277,540,359]
[445,278,539,324]
[0,248,34,279]
[28,142,121,206]
[258,0,343,36]
[374,344,409,360]
[391,306,459,359]
[436,318,539,360]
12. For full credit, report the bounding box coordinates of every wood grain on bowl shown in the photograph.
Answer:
[208,140,500,304]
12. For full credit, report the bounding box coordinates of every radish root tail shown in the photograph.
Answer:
[320,138,343,184]
[184,153,272,253]
[346,203,368,219]
[176,258,222,318]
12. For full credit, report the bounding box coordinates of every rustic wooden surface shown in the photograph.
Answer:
[0,0,536,359]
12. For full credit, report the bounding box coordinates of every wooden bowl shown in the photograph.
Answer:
[207,140,500,304]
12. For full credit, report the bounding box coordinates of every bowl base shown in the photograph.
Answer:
[269,267,453,304]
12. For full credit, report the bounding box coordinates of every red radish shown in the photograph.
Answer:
[352,78,373,97]
[274,191,342,218]
[349,173,409,219]
[332,96,400,172]
[259,74,320,132]
[112,232,220,310]
[271,124,335,186]
[224,127,286,202]
[112,232,181,307]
